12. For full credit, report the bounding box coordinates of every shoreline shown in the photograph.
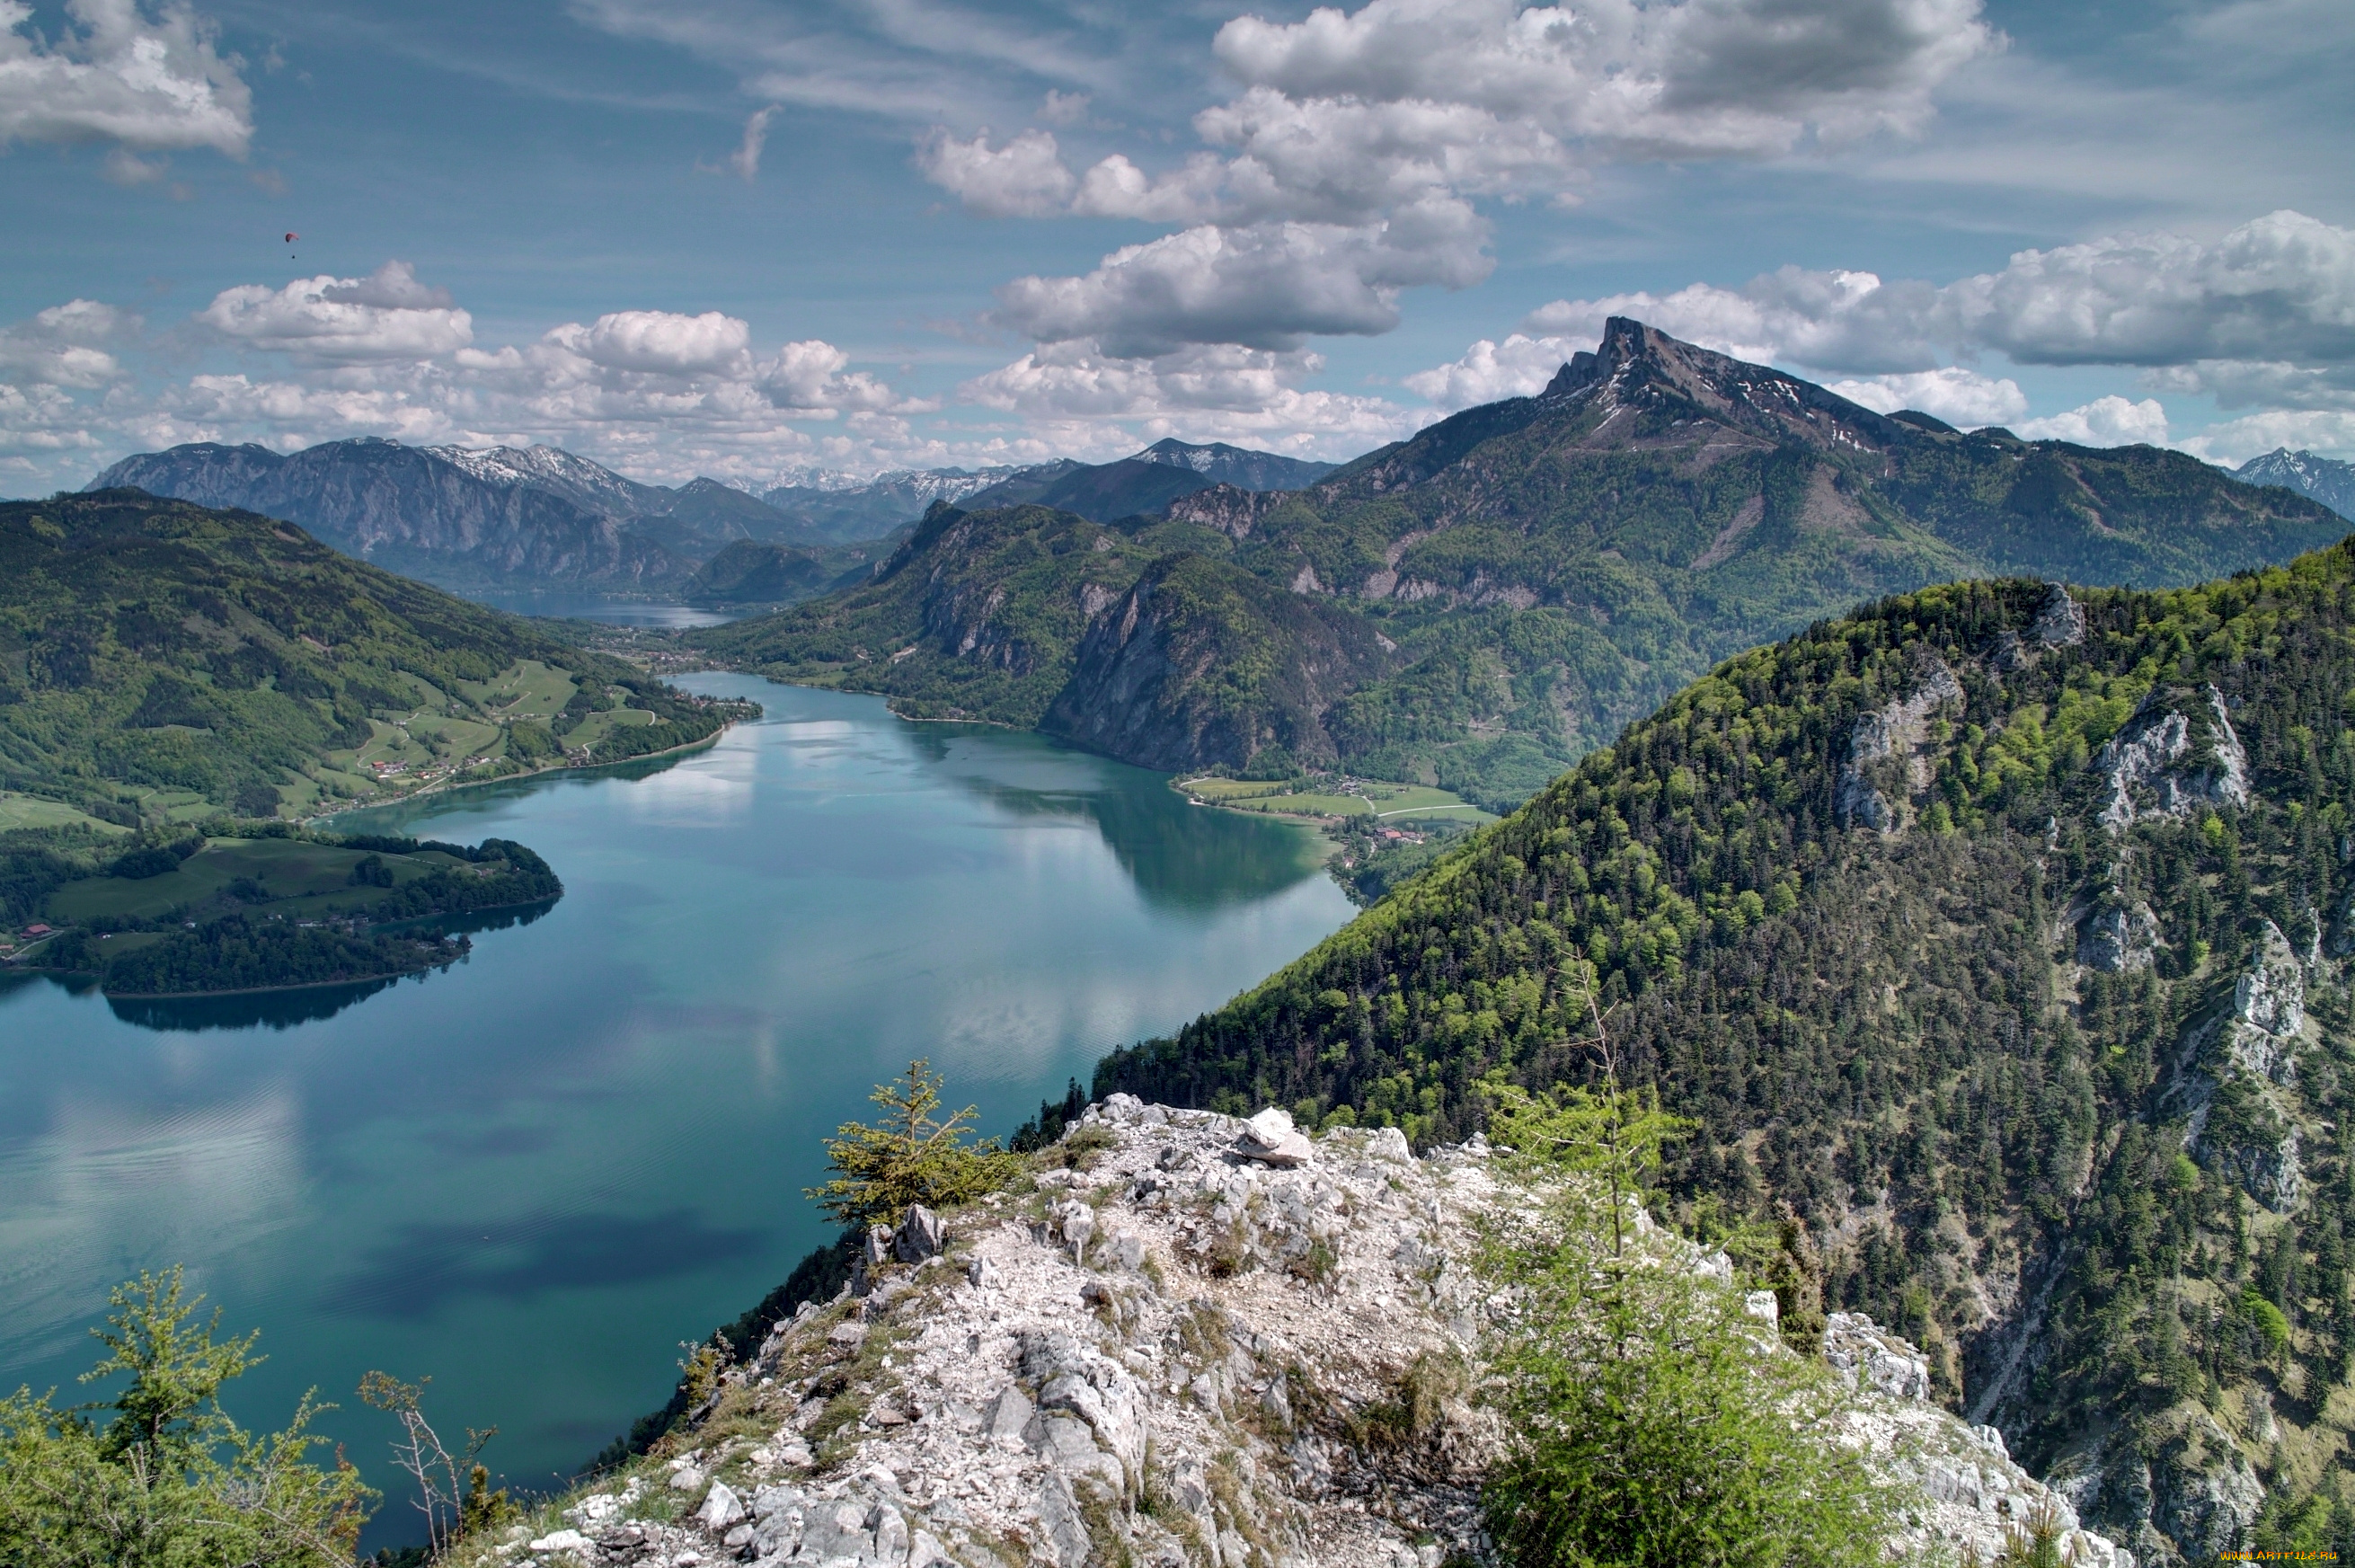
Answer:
[298,720,733,827]
[100,965,445,1001]
[15,890,564,999]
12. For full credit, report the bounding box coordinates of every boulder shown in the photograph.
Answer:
[1052,1199,1096,1262]
[895,1203,946,1263]
[1235,1106,1315,1167]
[983,1382,1035,1441]
[695,1479,745,1529]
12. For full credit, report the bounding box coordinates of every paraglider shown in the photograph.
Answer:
[283,231,297,258]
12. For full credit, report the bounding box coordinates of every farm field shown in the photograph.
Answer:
[1173,775,1498,825]
[460,660,578,721]
[0,794,126,834]
[45,837,463,926]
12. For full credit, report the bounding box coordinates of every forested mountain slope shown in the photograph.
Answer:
[1094,546,2355,1561]
[700,321,2342,808]
[0,490,728,825]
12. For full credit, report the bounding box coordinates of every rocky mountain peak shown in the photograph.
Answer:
[2235,447,2355,521]
[1537,315,1898,455]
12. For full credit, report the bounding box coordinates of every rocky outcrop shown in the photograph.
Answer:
[487,1098,2133,1568]
[1836,655,1964,830]
[2047,1409,2266,1567]
[1995,582,2089,671]
[2032,581,2089,649]
[2171,922,2309,1213]
[2096,687,2251,831]
[2079,900,2160,972]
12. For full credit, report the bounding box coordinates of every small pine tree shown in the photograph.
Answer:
[805,1059,1020,1229]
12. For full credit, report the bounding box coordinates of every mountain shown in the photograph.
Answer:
[695,319,2345,811]
[84,439,872,595]
[2237,448,2355,521]
[681,539,849,607]
[1132,436,1336,492]
[530,1100,2138,1568]
[0,488,730,825]
[959,439,1333,523]
[759,466,1038,545]
[1093,554,2355,1563]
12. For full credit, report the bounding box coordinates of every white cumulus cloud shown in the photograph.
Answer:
[2014,395,2170,447]
[918,127,1076,217]
[198,262,474,361]
[0,0,252,157]
[1402,332,1584,410]
[961,338,1420,455]
[916,0,1994,356]
[995,208,1491,357]
[1826,367,2028,427]
[0,270,943,492]
[1522,211,2355,389]
[552,310,751,376]
[0,298,136,389]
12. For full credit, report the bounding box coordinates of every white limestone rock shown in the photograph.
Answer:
[536,1099,2137,1568]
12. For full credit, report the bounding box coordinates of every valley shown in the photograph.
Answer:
[13,323,2355,1565]
[688,321,2344,816]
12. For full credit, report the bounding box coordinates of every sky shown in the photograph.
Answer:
[1,0,2351,494]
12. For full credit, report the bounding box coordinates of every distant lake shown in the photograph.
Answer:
[0,676,1351,1548]
[463,589,742,628]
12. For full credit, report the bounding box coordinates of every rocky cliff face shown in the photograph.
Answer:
[468,1097,2134,1568]
[1042,555,1392,773]
[84,439,847,591]
[91,439,689,590]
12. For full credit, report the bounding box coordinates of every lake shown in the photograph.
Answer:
[462,589,743,629]
[0,675,1353,1545]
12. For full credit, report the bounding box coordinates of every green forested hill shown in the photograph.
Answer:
[1096,546,2355,1562]
[695,320,2342,811]
[0,489,730,825]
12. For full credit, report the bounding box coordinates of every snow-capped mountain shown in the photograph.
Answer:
[2236,447,2355,521]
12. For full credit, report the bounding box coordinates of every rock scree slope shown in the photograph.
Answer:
[467,1096,2130,1568]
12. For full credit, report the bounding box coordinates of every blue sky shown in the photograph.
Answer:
[2,0,2351,493]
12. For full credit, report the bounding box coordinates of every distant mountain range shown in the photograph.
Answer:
[2236,447,2355,520]
[84,439,841,596]
[86,438,1332,603]
[953,439,1334,522]
[692,317,2348,808]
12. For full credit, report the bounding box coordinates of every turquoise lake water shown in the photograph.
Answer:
[0,674,1352,1545]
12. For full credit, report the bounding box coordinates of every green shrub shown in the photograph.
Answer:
[1486,1264,1890,1568]
[0,1267,376,1565]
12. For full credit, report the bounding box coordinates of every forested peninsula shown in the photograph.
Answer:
[5,824,561,995]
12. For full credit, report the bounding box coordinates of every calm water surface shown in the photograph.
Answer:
[0,676,1350,1543]
[464,589,741,628]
